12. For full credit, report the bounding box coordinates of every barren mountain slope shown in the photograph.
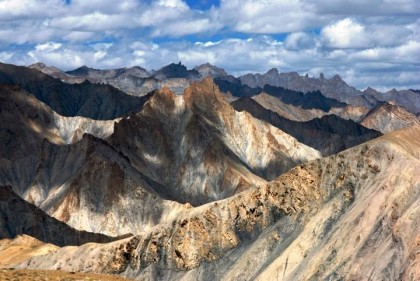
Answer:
[17,126,420,281]
[0,235,58,268]
[0,85,187,236]
[232,97,381,156]
[109,78,321,205]
[0,79,319,236]
[361,102,420,134]
[373,89,420,116]
[253,92,369,122]
[0,186,121,246]
[2,134,187,237]
[0,84,120,147]
[0,63,150,119]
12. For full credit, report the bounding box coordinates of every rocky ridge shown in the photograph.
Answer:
[239,70,378,107]
[28,62,420,115]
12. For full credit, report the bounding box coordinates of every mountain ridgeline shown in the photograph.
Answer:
[0,63,151,119]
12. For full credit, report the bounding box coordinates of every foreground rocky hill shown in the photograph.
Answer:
[16,125,420,281]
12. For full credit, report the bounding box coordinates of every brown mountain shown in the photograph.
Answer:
[17,125,420,281]
[0,78,320,237]
[109,78,320,205]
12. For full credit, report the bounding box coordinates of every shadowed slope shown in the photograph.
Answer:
[0,186,123,246]
[232,97,381,156]
[0,62,151,119]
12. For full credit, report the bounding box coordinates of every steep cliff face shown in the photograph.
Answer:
[231,97,381,156]
[361,102,420,134]
[110,79,320,205]
[18,126,420,281]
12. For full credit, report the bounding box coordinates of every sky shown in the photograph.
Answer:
[0,0,419,91]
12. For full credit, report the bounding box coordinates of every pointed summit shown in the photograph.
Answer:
[65,65,92,76]
[194,63,228,78]
[154,62,200,79]
[266,68,279,76]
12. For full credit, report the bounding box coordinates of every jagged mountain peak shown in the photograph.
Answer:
[363,86,380,95]
[185,77,224,100]
[266,67,279,76]
[331,74,342,81]
[194,63,228,78]
[65,65,92,75]
[154,62,200,80]
[28,62,46,69]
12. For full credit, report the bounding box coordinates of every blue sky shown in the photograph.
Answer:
[0,0,419,91]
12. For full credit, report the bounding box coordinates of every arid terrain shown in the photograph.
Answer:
[0,62,419,281]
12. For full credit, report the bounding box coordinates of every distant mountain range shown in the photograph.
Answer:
[28,61,420,116]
